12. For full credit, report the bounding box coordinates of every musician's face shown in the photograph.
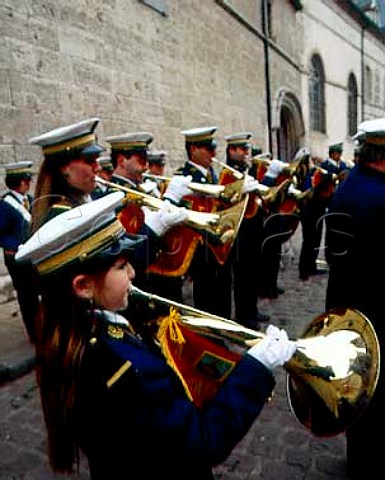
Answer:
[229,146,250,165]
[330,151,342,162]
[98,168,113,181]
[191,144,216,169]
[121,153,148,183]
[19,178,32,195]
[148,163,165,176]
[60,156,99,194]
[92,257,135,311]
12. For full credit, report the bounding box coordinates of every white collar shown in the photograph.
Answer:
[113,174,137,187]
[96,309,129,326]
[187,160,208,177]
[327,158,338,168]
[9,190,24,203]
[3,192,31,221]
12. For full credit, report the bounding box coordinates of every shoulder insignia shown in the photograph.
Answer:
[106,360,132,388]
[107,324,125,339]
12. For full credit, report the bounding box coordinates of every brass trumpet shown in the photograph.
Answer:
[131,285,380,437]
[143,172,244,204]
[211,157,245,180]
[251,156,272,168]
[95,176,246,244]
[211,157,277,197]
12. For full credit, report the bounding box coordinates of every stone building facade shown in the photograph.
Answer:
[0,0,384,180]
[302,0,385,158]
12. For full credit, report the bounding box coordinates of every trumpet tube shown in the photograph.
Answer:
[143,172,227,198]
[211,157,245,180]
[96,176,244,243]
[252,157,272,167]
[130,286,380,437]
[143,172,248,204]
[96,175,219,228]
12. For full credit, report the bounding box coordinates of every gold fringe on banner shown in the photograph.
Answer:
[156,308,194,402]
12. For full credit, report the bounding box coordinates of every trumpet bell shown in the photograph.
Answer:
[131,287,380,434]
[286,307,380,437]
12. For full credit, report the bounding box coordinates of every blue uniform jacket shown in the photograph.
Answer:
[326,164,385,336]
[0,191,32,251]
[78,312,275,479]
[175,161,217,184]
[320,158,350,176]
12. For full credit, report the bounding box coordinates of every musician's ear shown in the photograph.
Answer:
[117,152,127,168]
[72,274,95,301]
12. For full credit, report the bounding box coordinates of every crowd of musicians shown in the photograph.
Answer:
[1,116,385,479]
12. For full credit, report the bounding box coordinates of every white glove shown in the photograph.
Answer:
[141,179,161,198]
[265,159,288,180]
[288,183,301,196]
[242,174,260,194]
[143,200,188,237]
[140,179,158,194]
[247,325,297,371]
[163,175,193,204]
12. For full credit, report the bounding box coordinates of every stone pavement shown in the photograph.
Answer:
[0,230,349,479]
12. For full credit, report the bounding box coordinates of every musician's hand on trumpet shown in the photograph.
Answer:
[141,178,161,197]
[241,174,260,194]
[163,174,193,205]
[143,199,188,236]
[248,325,297,370]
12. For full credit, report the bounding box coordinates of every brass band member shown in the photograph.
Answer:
[29,117,106,232]
[174,126,233,318]
[91,155,114,200]
[325,118,385,479]
[105,132,191,304]
[0,161,39,343]
[223,132,270,328]
[145,150,168,197]
[15,191,296,479]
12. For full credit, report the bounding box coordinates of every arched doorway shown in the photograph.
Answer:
[272,88,305,162]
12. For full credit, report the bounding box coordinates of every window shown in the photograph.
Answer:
[309,54,326,133]
[347,73,358,136]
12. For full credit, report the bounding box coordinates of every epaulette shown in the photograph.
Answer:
[102,311,130,339]
[103,315,133,388]
[106,360,132,388]
[90,311,134,388]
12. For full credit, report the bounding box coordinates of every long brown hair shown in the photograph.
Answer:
[31,153,84,233]
[35,263,110,473]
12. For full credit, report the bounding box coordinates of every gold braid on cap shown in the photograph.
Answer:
[227,139,250,146]
[111,142,147,151]
[6,167,32,175]
[186,133,214,143]
[42,134,96,155]
[37,220,124,275]
[364,136,385,146]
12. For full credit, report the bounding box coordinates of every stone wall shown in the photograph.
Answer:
[0,0,384,179]
[1,0,278,178]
